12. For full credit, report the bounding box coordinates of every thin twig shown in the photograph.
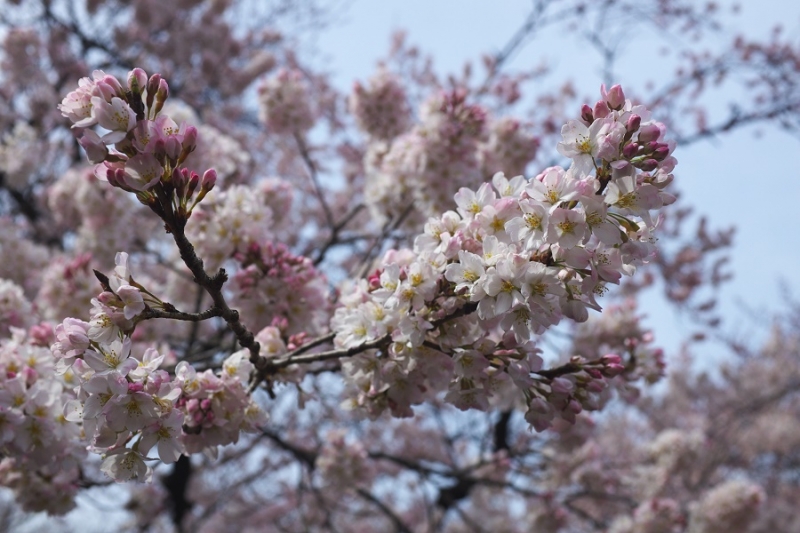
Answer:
[313,202,365,265]
[356,488,413,533]
[355,202,415,279]
[294,132,334,229]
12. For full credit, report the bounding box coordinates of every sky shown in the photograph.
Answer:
[316,0,800,360]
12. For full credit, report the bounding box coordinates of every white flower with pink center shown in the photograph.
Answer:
[100,448,151,482]
[526,166,580,210]
[479,256,527,319]
[91,96,137,144]
[547,208,587,249]
[138,409,184,463]
[122,153,163,191]
[84,339,137,376]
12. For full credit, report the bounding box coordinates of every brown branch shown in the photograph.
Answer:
[168,225,263,371]
[140,305,222,323]
[356,488,413,533]
[313,202,365,265]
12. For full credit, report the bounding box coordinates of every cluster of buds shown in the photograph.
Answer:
[523,354,628,431]
[58,69,216,230]
[231,241,331,336]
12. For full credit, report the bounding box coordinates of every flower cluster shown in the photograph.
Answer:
[0,327,85,515]
[175,355,267,456]
[479,116,539,178]
[0,279,36,336]
[332,86,676,429]
[230,241,331,336]
[50,253,267,481]
[58,68,217,228]
[686,479,765,533]
[257,68,315,134]
[350,68,411,140]
[315,429,376,489]
[364,89,487,225]
[186,184,274,270]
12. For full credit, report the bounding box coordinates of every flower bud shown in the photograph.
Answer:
[580,104,594,125]
[127,68,148,94]
[96,75,124,101]
[106,167,127,190]
[637,123,661,143]
[156,79,169,102]
[622,142,639,159]
[201,168,217,192]
[625,114,641,134]
[653,145,670,161]
[145,73,162,113]
[164,136,181,161]
[186,171,200,199]
[601,353,622,365]
[603,84,625,110]
[593,100,610,119]
[182,125,198,153]
[172,167,186,195]
[152,79,170,117]
[638,159,659,172]
[551,377,575,394]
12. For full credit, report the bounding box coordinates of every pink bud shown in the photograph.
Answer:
[97,291,116,305]
[186,171,200,198]
[146,73,162,109]
[153,138,166,156]
[602,363,626,378]
[653,146,670,160]
[638,159,659,172]
[127,68,148,94]
[593,100,610,119]
[601,353,622,365]
[580,104,594,124]
[201,168,217,191]
[566,399,582,414]
[551,377,575,394]
[171,167,184,186]
[106,168,126,189]
[602,84,625,110]
[622,142,639,159]
[586,379,605,393]
[156,78,169,102]
[625,114,641,134]
[164,136,181,160]
[96,75,124,100]
[182,126,198,152]
[637,123,661,143]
